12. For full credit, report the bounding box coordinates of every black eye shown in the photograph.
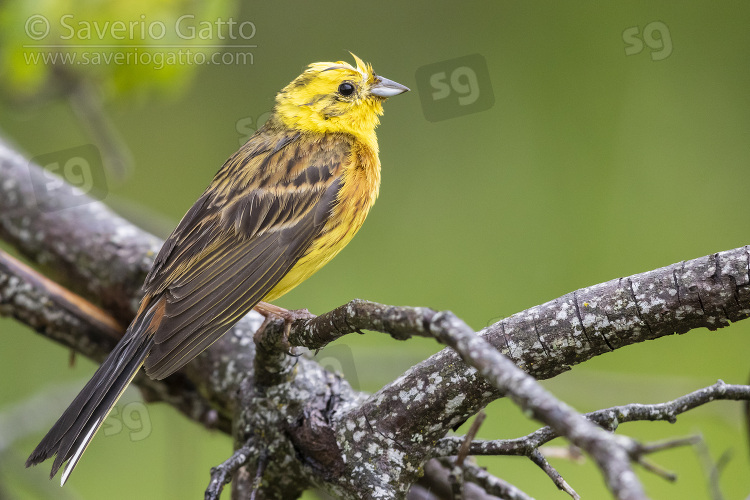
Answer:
[338,82,355,96]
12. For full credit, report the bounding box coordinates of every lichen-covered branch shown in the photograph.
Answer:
[287,299,437,348]
[341,246,750,473]
[0,137,158,324]
[433,458,535,500]
[205,441,257,500]
[433,380,750,457]
[0,249,123,340]
[0,246,231,434]
[3,136,750,499]
[426,311,645,500]
[432,381,750,498]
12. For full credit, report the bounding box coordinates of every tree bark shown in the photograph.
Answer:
[2,137,749,499]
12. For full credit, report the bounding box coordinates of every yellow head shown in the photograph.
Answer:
[272,54,409,144]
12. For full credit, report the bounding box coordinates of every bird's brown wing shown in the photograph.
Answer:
[141,128,351,379]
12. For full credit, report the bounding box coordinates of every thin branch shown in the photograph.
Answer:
[629,435,703,484]
[447,411,488,499]
[287,299,436,349]
[457,411,486,466]
[528,450,579,499]
[432,384,750,498]
[249,449,269,500]
[436,457,534,500]
[462,463,532,500]
[421,458,531,500]
[435,381,750,457]
[694,436,731,500]
[205,442,256,500]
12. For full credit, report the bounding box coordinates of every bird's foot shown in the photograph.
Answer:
[254,302,316,355]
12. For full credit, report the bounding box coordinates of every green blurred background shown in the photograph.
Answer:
[1,1,749,498]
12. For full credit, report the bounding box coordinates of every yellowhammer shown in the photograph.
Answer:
[26,54,409,483]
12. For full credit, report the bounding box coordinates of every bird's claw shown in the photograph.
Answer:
[254,303,316,355]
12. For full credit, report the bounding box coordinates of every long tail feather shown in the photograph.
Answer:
[26,303,159,484]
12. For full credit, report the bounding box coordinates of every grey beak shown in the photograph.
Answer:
[371,75,410,98]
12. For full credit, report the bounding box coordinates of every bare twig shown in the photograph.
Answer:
[433,382,750,498]
[457,411,487,466]
[0,248,123,340]
[434,383,750,496]
[280,299,436,349]
[205,442,256,500]
[436,457,534,500]
[694,437,732,500]
[447,411,488,499]
[418,459,517,500]
[462,464,534,500]
[529,450,579,499]
[630,435,701,482]
[435,382,750,457]
[249,449,268,500]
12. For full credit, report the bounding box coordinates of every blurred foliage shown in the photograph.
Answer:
[1,1,750,499]
[0,0,237,100]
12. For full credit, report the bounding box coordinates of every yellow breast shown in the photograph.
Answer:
[262,140,380,301]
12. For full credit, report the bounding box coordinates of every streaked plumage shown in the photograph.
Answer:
[26,54,408,483]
